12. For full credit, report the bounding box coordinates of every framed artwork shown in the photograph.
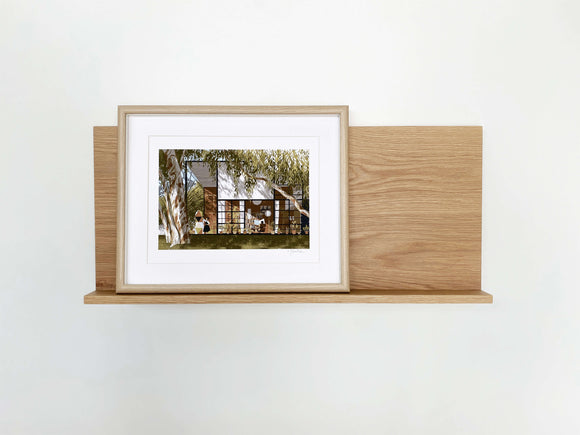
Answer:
[116,106,349,293]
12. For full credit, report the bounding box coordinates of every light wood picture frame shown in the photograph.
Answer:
[116,105,349,293]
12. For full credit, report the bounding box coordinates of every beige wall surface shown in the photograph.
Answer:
[1,0,579,434]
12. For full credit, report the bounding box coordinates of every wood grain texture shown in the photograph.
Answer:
[85,290,492,304]
[117,105,350,115]
[349,127,482,290]
[89,125,487,303]
[94,126,117,290]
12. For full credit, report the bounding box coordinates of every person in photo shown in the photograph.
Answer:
[193,210,204,234]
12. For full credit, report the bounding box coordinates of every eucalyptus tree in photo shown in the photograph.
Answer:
[159,150,189,246]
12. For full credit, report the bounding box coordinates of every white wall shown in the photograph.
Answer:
[1,1,578,433]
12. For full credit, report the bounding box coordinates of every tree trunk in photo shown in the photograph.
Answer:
[159,171,181,245]
[163,189,180,241]
[158,201,171,243]
[164,150,190,246]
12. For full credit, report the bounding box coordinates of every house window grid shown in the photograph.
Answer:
[274,188,305,234]
[217,200,245,233]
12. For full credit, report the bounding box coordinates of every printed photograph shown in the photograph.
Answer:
[159,149,310,250]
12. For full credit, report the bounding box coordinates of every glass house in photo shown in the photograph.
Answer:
[186,160,309,235]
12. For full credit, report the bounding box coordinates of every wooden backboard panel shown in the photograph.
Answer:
[349,127,481,290]
[94,126,481,292]
[94,127,117,290]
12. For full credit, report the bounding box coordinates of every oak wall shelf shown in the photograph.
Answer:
[85,125,492,304]
[85,290,491,304]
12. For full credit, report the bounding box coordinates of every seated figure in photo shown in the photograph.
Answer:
[193,210,204,234]
[255,216,266,233]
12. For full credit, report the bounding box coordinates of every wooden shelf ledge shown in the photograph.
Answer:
[84,290,492,304]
